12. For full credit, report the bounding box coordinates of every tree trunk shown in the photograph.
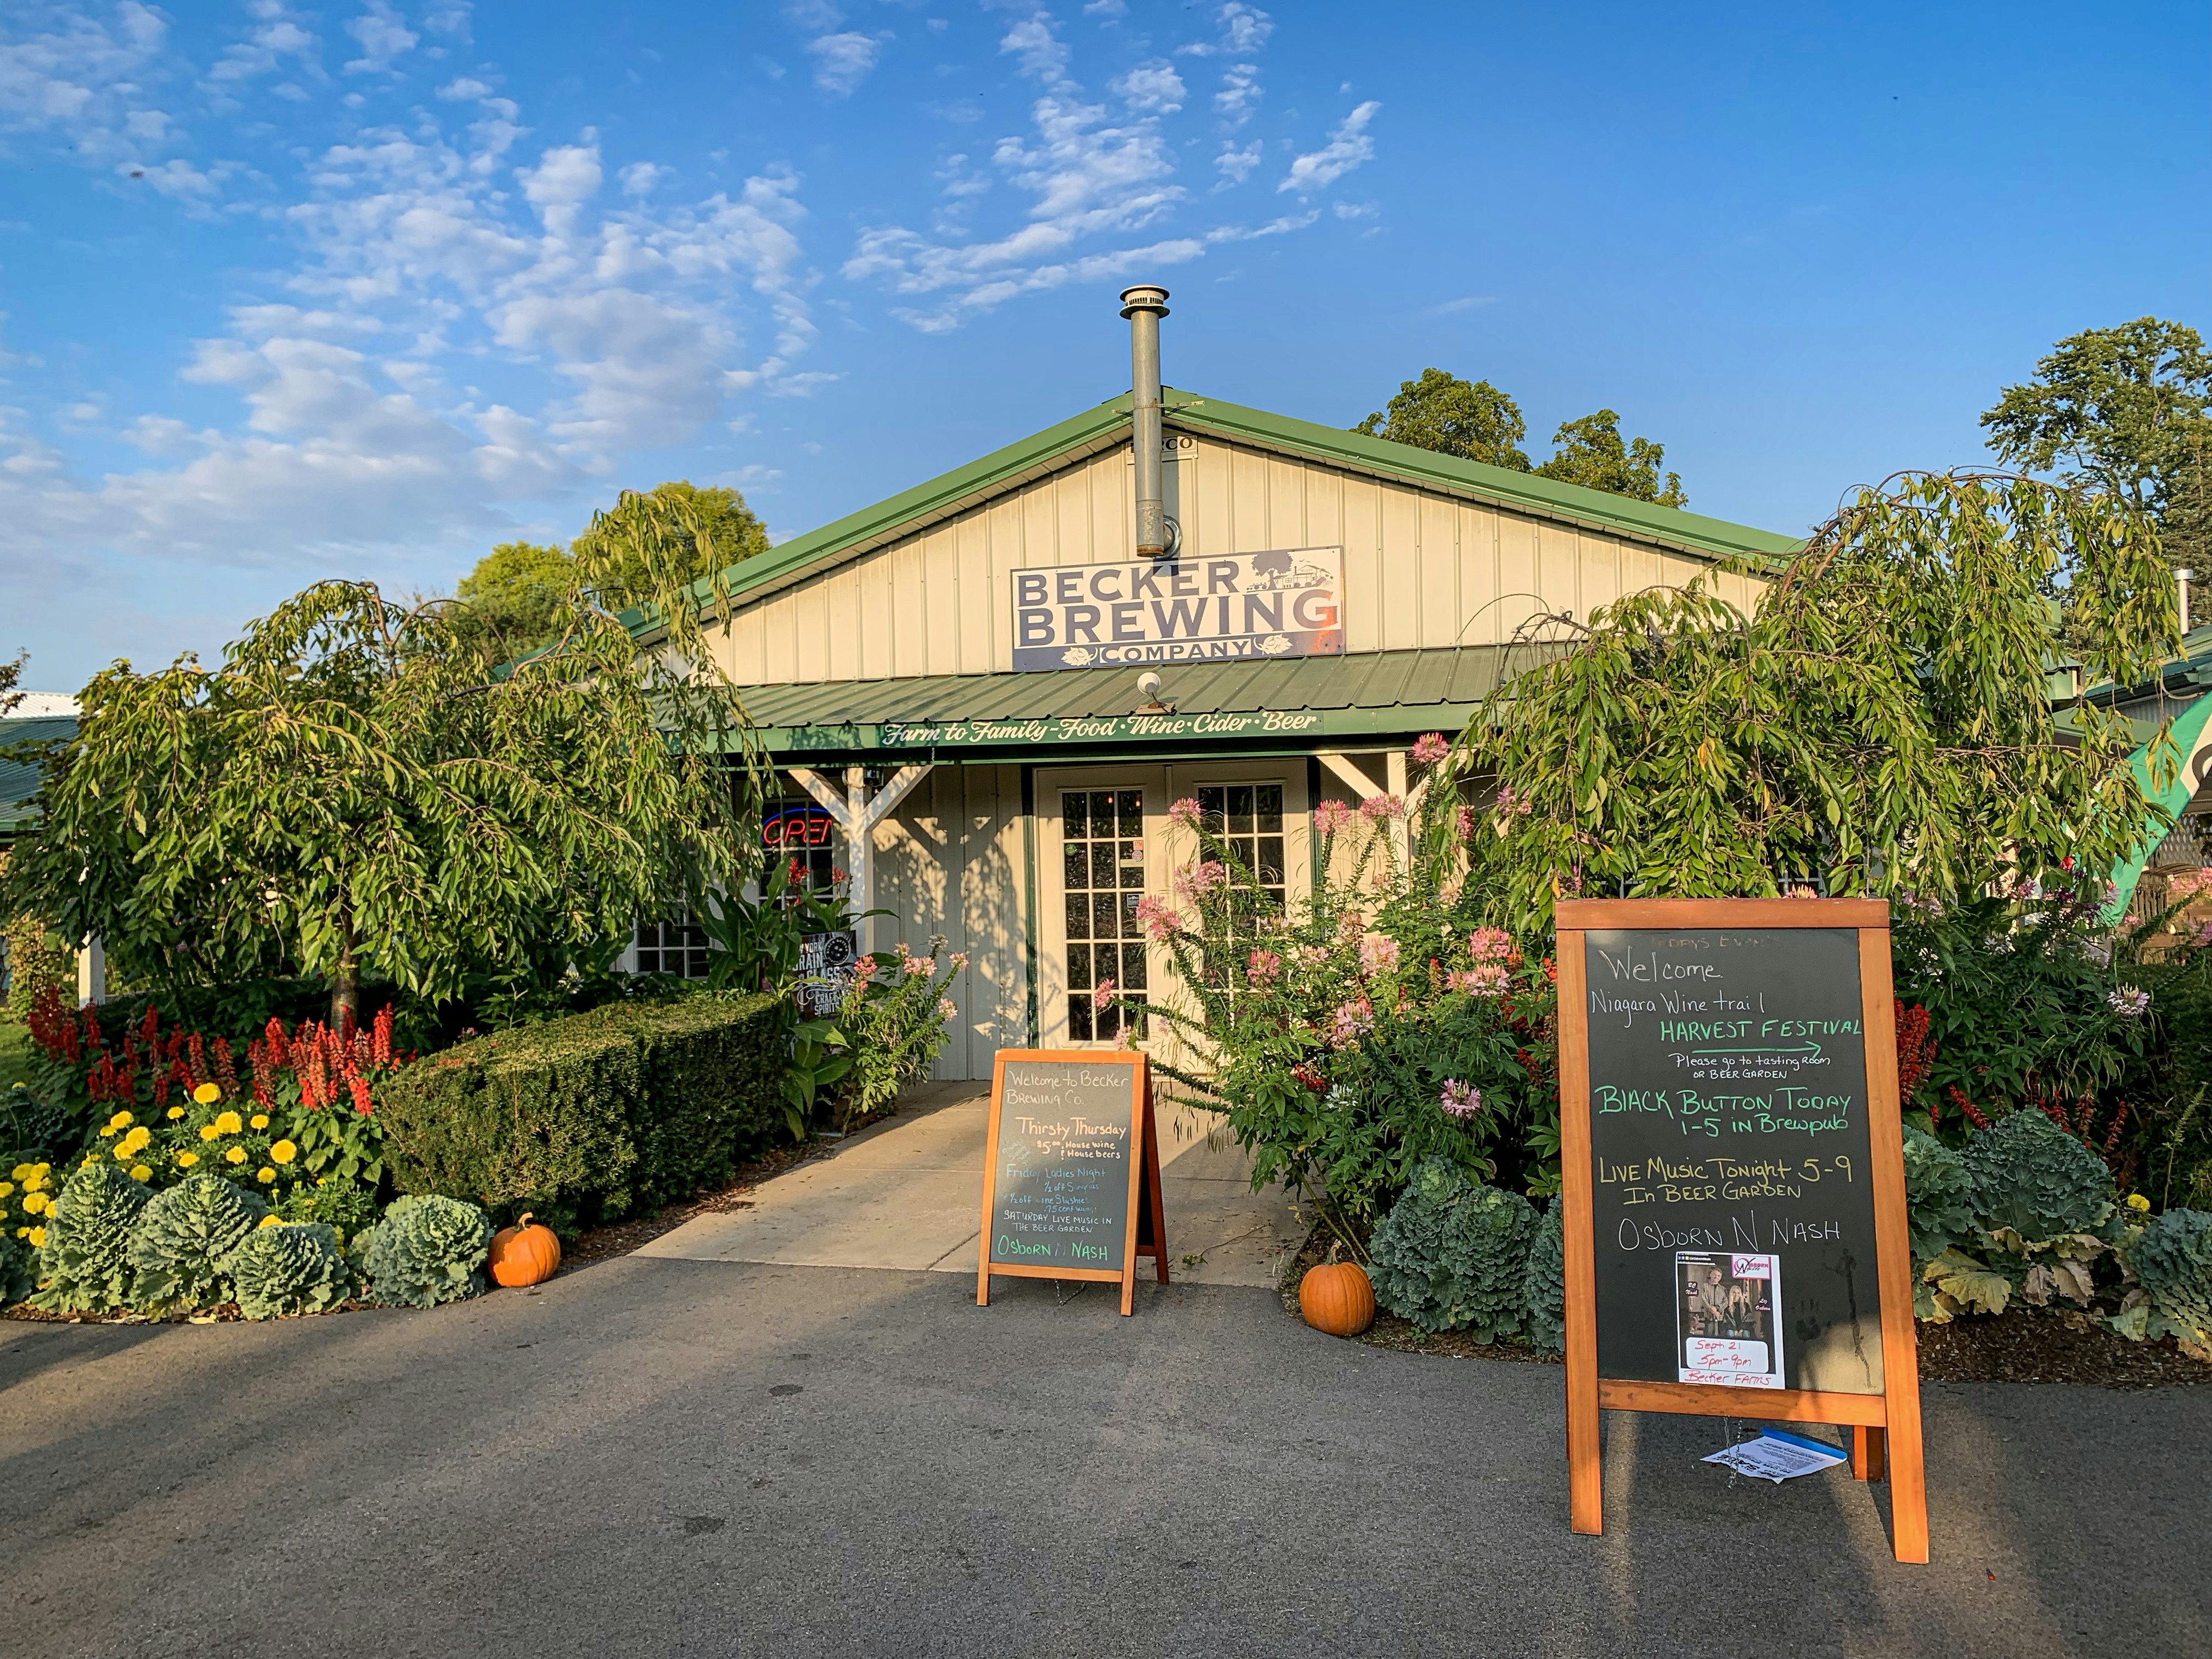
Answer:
[331,905,360,1031]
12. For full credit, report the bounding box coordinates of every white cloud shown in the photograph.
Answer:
[207,2,320,89]
[807,31,887,95]
[1082,1,1127,15]
[1112,61,1183,115]
[1177,2,1272,57]
[1214,62,1261,125]
[0,95,821,577]
[0,1,174,167]
[619,160,667,196]
[1214,141,1259,186]
[343,1,419,75]
[437,76,492,100]
[1000,14,1074,91]
[1279,99,1379,193]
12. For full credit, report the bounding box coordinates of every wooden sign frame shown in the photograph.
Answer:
[975,1049,1170,1316]
[1555,898,1928,1564]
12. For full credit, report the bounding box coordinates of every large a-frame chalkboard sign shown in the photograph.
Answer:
[975,1049,1169,1315]
[1555,898,1928,1564]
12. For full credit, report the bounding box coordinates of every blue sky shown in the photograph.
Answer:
[2,0,2205,689]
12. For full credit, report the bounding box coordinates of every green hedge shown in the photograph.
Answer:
[376,991,785,1234]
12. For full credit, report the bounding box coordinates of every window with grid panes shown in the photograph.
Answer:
[633,905,710,978]
[1063,788,1147,1040]
[1197,783,1286,987]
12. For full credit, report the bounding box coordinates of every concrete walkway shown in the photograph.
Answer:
[637,1080,1310,1288]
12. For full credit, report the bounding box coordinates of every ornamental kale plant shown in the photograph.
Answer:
[1900,1126,1977,1265]
[1367,1155,1537,1339]
[233,1221,353,1321]
[1521,1199,1566,1355]
[355,1194,492,1308]
[2121,1206,2212,1353]
[30,1159,149,1313]
[126,1173,268,1317]
[1961,1109,2114,1241]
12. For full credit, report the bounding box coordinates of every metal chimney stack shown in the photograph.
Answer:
[1120,284,1171,557]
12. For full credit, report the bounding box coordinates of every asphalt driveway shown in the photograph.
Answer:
[3,1260,2204,1658]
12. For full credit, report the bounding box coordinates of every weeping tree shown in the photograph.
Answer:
[2,492,764,1025]
[1433,472,2178,928]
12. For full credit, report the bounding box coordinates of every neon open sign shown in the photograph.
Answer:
[763,805,835,849]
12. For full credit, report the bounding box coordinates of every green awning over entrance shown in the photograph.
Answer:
[740,645,1541,758]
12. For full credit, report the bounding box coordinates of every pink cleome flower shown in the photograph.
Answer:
[1410,731,1451,766]
[1455,804,1477,842]
[903,954,934,977]
[1359,793,1407,821]
[1469,927,1514,964]
[1449,964,1511,997]
[938,998,958,1022]
[1312,798,1357,836]
[1329,997,1375,1047]
[1246,949,1283,988]
[1175,860,1228,901]
[1359,934,1401,975]
[1169,797,1203,829]
[1092,977,1117,1012]
[1440,1078,1481,1119]
[1294,944,1332,970]
[949,952,969,972]
[1133,895,1186,940]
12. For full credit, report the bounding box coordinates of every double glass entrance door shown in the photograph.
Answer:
[1037,763,1308,1051]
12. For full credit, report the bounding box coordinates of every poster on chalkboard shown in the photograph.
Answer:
[975,1049,1168,1315]
[1555,898,1929,1564]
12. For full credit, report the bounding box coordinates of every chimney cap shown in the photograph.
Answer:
[1119,283,1170,319]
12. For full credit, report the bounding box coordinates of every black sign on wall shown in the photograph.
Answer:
[1581,926,1882,1393]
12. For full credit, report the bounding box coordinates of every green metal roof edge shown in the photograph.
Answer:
[2104,692,2212,920]
[645,385,1802,635]
[1158,390,1804,566]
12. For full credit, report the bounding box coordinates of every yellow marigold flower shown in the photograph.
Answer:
[27,1226,43,1248]
[129,1165,152,1182]
[22,1192,48,1216]
[256,1167,275,1183]
[193,1082,222,1105]
[257,1214,284,1229]
[224,1147,247,1165]
[12,1226,24,1238]
[9,1164,30,1181]
[213,1110,243,1136]
[270,1139,297,1166]
[122,1126,150,1153]
[0,1182,12,1199]
[199,1125,221,1142]
[166,1106,185,1120]
[176,1152,199,1168]
[22,1171,46,1191]
[108,1110,133,1129]
[2127,1193,2152,1212]
[250,1113,269,1130]
[99,1125,117,1137]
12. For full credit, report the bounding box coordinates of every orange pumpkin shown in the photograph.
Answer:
[489,1212,561,1288]
[1300,1260,1375,1336]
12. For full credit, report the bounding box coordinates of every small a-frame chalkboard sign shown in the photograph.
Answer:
[1555,898,1929,1564]
[975,1049,1169,1316]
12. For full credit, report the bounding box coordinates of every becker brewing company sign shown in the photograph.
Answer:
[1009,547,1344,672]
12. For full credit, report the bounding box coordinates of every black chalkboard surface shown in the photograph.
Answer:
[1582,926,1883,1393]
[975,1051,1166,1315]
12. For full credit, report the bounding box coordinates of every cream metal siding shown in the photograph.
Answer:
[714,433,1762,686]
[864,763,1032,1081]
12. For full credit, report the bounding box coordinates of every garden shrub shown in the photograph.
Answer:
[276,1176,380,1248]
[30,1160,149,1313]
[1901,1125,1977,1265]
[233,1220,352,1320]
[2124,1206,2212,1351]
[376,991,783,1233]
[354,1194,492,1308]
[1521,1198,1565,1354]
[126,1173,267,1316]
[1368,1155,1536,1338]
[1962,1109,2113,1240]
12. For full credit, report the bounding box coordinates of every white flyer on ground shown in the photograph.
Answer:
[1675,1251,1785,1388]
[1702,1430,1848,1483]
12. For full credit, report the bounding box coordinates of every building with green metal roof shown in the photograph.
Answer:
[658,285,1797,1077]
